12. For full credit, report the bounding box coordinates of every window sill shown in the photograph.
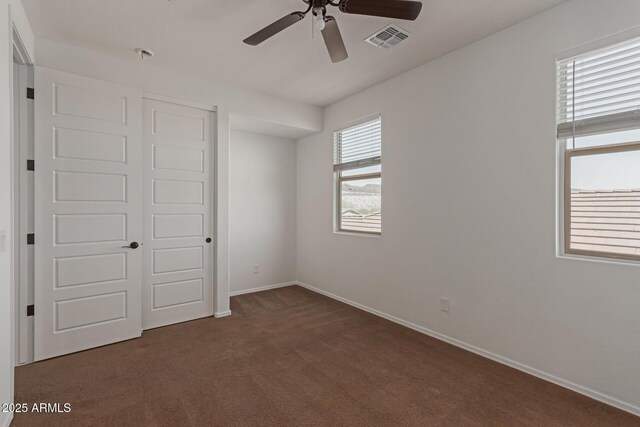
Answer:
[556,252,640,267]
[333,231,382,239]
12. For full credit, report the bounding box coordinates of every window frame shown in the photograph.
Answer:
[563,140,640,262]
[557,31,640,264]
[335,170,382,236]
[333,115,382,236]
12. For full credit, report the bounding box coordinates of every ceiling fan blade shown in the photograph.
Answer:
[339,0,422,21]
[243,12,305,46]
[321,17,348,63]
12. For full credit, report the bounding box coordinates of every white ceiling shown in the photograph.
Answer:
[22,0,566,107]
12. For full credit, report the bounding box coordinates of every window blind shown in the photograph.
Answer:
[558,36,640,140]
[334,116,381,172]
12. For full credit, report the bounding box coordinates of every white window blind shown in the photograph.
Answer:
[334,116,382,172]
[558,36,640,140]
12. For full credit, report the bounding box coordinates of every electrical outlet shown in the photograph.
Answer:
[440,297,450,313]
[254,264,260,274]
[0,229,6,252]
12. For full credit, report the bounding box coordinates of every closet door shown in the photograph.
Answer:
[34,68,142,360]
[141,98,214,330]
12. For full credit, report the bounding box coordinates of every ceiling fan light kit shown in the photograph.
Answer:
[243,0,423,63]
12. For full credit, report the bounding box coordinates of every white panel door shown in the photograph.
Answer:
[34,68,142,360]
[142,98,214,330]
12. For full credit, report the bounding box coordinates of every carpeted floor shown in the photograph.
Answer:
[13,285,638,426]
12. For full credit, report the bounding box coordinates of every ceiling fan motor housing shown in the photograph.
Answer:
[303,0,332,5]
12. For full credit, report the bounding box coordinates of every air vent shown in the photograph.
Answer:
[365,24,410,49]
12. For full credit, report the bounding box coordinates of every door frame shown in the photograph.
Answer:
[142,92,219,323]
[12,22,34,366]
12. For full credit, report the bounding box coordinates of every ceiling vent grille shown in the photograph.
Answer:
[365,24,410,49]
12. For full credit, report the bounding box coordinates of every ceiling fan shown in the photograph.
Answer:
[243,0,423,63]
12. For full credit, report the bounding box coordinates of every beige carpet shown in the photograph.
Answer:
[13,285,638,426]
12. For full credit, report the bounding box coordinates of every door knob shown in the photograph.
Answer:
[122,242,140,249]
[206,238,212,244]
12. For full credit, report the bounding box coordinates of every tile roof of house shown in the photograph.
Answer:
[570,189,640,257]
[339,190,640,257]
[340,189,640,256]
[341,212,381,234]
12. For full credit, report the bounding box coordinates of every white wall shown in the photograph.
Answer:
[33,38,322,316]
[0,5,12,425]
[34,39,322,136]
[230,131,297,294]
[297,0,640,415]
[1,2,33,426]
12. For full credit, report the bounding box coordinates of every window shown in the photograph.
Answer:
[334,116,382,235]
[558,36,640,261]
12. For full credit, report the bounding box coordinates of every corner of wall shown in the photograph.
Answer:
[293,138,299,284]
[9,0,34,60]
[216,107,231,314]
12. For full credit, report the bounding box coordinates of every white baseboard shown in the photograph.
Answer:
[295,281,640,417]
[214,310,232,318]
[229,282,296,297]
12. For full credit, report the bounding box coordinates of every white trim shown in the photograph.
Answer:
[214,108,230,316]
[214,310,232,318]
[556,253,640,267]
[557,24,640,61]
[142,92,217,112]
[229,282,296,297]
[555,139,566,260]
[333,113,382,134]
[12,22,33,366]
[333,231,382,239]
[11,24,31,65]
[13,59,30,365]
[295,281,640,417]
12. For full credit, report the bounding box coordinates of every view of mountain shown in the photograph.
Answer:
[341,183,381,215]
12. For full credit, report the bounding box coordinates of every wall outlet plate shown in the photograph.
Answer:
[0,229,6,252]
[440,297,450,313]
[254,264,260,274]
